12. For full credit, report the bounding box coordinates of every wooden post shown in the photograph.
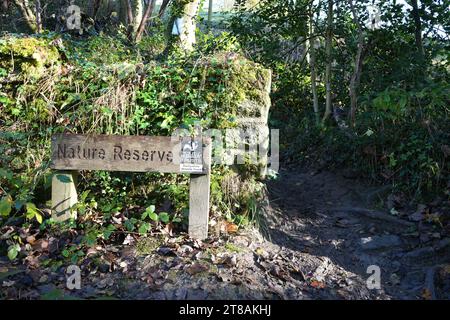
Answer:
[51,171,78,222]
[188,138,211,240]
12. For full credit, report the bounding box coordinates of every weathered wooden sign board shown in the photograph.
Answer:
[50,134,211,240]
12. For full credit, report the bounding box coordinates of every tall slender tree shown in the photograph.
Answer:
[322,0,334,123]
[348,0,366,126]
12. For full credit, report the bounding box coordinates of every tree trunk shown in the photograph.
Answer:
[308,4,319,125]
[91,0,101,19]
[322,0,334,123]
[135,0,156,42]
[1,0,9,12]
[13,0,37,32]
[122,0,144,40]
[409,0,424,60]
[166,0,201,52]
[349,0,366,126]
[208,0,213,29]
[158,0,171,17]
[35,0,41,33]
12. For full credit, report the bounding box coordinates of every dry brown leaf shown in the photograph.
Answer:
[421,288,432,300]
[186,262,209,275]
[226,222,238,234]
[310,280,326,289]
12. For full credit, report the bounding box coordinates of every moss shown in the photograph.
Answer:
[135,236,163,256]
[0,36,60,79]
[224,242,244,253]
[205,52,270,117]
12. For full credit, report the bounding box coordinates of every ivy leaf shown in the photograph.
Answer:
[138,223,150,235]
[103,224,116,240]
[7,244,21,261]
[0,168,13,180]
[0,198,12,217]
[124,219,135,232]
[26,202,39,220]
[159,212,170,224]
[148,211,159,222]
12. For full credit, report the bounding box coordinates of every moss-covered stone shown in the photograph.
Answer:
[0,36,60,79]
[203,52,272,178]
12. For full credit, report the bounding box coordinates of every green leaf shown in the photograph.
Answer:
[146,205,155,213]
[80,190,90,202]
[148,211,159,222]
[7,244,20,261]
[124,219,135,232]
[0,198,12,217]
[26,202,40,221]
[159,212,170,224]
[35,213,43,224]
[103,224,116,240]
[138,223,150,235]
[62,249,70,258]
[0,168,13,180]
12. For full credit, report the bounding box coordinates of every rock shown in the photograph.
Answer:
[409,204,427,222]
[359,235,402,250]
[98,263,110,273]
[209,55,272,178]
[0,36,60,79]
[187,289,208,300]
[39,275,48,283]
[157,246,176,256]
[178,245,194,255]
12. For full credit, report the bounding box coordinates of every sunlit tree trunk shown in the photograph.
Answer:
[35,0,42,33]
[135,0,156,42]
[208,0,213,29]
[166,0,201,52]
[322,0,334,123]
[122,0,143,39]
[13,0,37,32]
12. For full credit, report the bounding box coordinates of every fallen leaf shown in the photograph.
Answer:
[310,280,326,289]
[255,247,265,256]
[421,288,432,300]
[162,223,174,236]
[221,255,237,267]
[186,263,209,275]
[26,235,36,245]
[226,222,238,234]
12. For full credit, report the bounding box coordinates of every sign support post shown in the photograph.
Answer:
[52,171,78,222]
[188,137,211,240]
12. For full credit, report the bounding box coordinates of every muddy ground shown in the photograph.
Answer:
[1,167,449,300]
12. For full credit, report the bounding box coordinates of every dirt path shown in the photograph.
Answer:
[262,167,450,299]
[1,168,449,300]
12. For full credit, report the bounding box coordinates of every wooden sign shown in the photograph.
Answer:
[51,134,206,174]
[50,134,211,240]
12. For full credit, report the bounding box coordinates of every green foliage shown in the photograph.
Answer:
[0,31,264,256]
[231,0,449,201]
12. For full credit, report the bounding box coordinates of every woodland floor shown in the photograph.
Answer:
[1,166,449,300]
